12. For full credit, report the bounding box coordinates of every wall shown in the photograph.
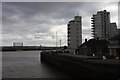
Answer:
[41,52,120,80]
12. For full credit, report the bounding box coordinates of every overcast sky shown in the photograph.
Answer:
[1,2,119,46]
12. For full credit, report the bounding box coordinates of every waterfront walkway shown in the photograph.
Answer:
[57,53,120,65]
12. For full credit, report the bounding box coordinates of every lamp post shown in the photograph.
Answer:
[60,39,61,51]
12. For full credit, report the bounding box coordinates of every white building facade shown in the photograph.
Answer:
[67,16,82,52]
[91,10,117,40]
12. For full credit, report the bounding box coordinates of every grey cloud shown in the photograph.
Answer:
[2,0,120,2]
[2,2,118,46]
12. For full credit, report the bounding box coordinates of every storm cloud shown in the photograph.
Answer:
[2,2,118,46]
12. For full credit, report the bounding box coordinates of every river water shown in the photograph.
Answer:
[2,51,69,78]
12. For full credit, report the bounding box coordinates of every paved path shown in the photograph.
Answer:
[57,53,120,65]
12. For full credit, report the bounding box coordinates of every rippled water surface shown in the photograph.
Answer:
[2,51,69,78]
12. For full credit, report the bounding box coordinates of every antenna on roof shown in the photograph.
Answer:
[77,12,79,16]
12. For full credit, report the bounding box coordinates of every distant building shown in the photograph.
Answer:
[91,10,117,40]
[67,16,82,52]
[13,42,23,47]
[78,36,120,58]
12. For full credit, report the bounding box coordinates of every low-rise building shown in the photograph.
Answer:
[117,29,120,34]
[109,33,120,57]
[78,39,109,57]
[13,42,23,50]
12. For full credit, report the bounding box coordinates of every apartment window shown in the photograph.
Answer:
[76,44,78,47]
[68,40,70,43]
[68,31,70,34]
[76,32,79,34]
[105,34,107,36]
[76,40,79,42]
[68,26,70,29]
[68,37,70,40]
[68,24,70,26]
[68,43,70,46]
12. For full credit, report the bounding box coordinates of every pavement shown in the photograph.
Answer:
[56,53,120,65]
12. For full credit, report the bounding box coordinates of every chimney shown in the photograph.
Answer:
[97,37,99,40]
[85,39,87,42]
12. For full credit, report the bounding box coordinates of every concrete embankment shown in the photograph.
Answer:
[41,52,120,80]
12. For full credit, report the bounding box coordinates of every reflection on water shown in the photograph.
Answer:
[2,51,69,78]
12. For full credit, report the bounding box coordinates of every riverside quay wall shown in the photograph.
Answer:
[41,51,120,80]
